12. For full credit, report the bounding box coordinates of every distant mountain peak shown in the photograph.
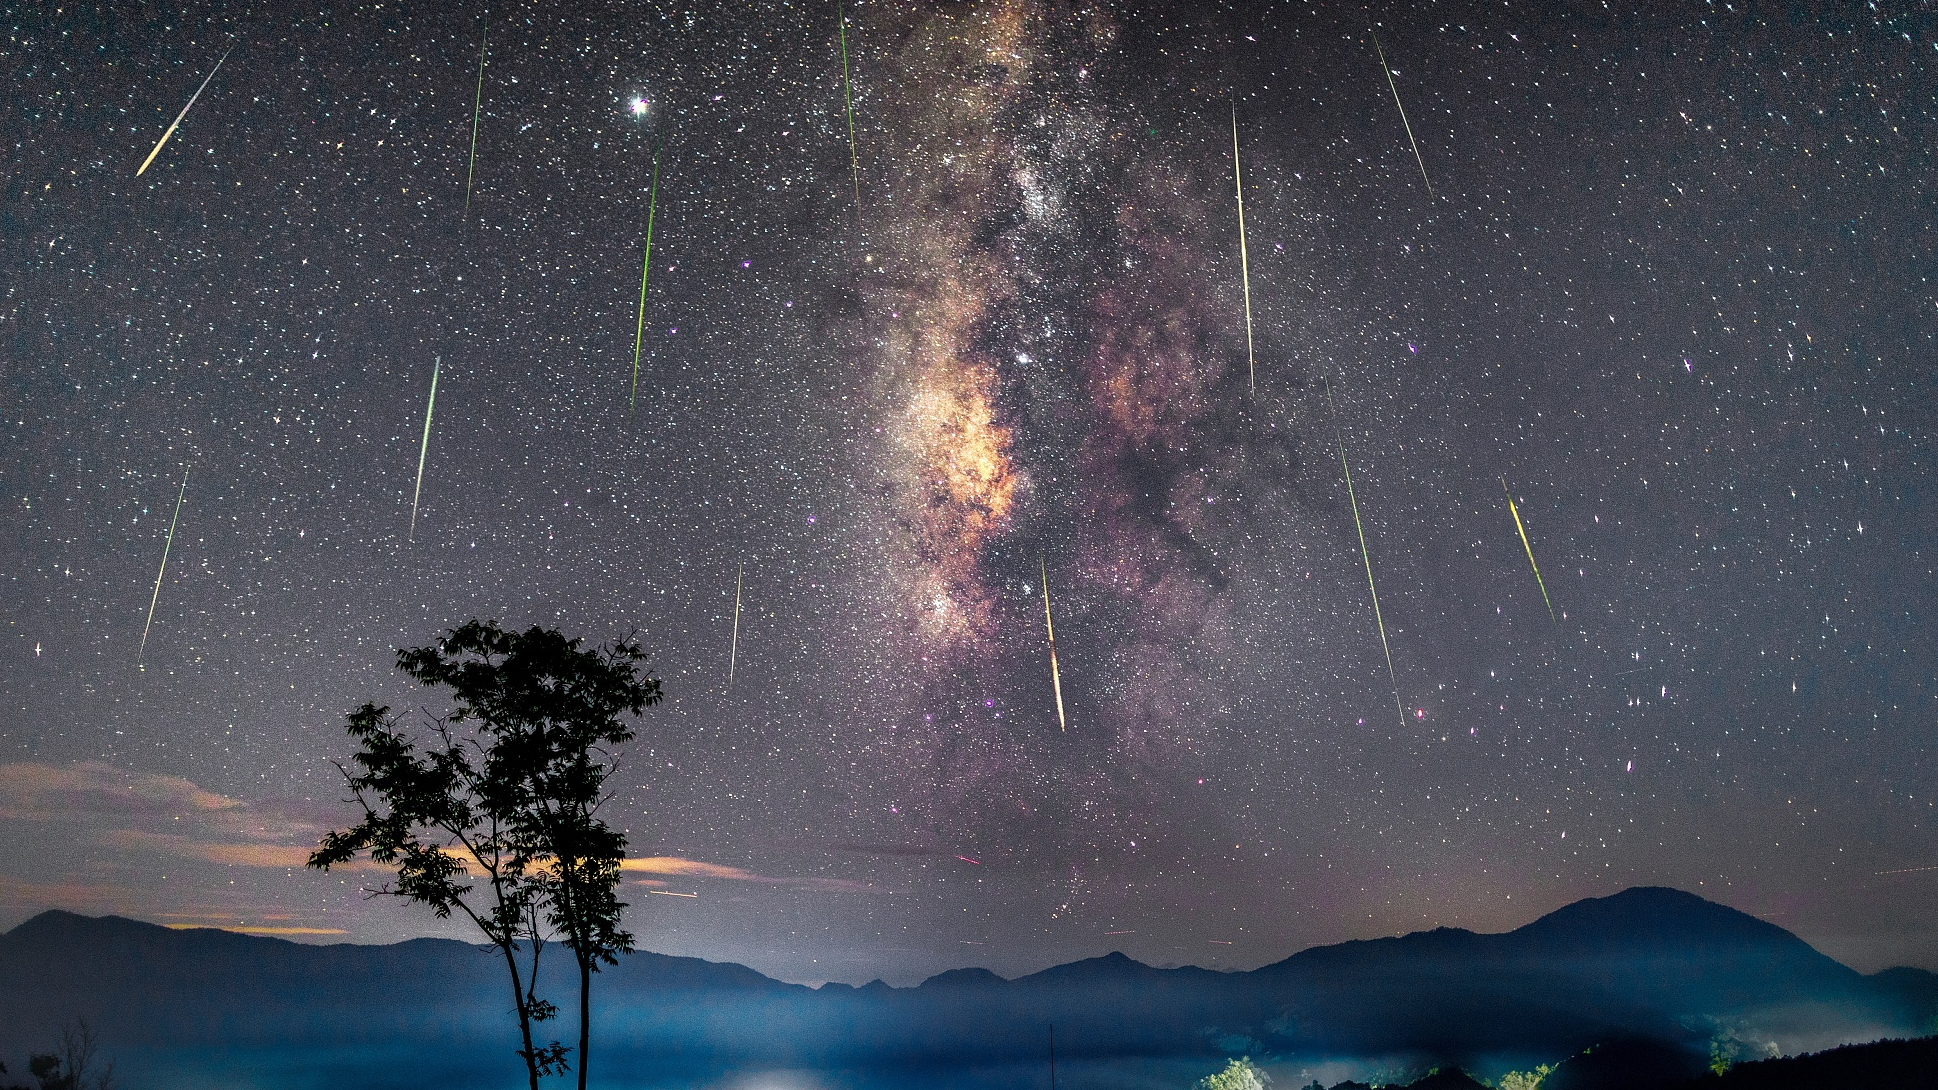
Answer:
[6,909,159,943]
[1052,949,1143,970]
[1516,885,1814,950]
[918,965,1008,989]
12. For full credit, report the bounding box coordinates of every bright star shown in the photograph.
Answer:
[629,97,648,117]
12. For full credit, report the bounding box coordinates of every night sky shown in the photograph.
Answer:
[4,0,1936,987]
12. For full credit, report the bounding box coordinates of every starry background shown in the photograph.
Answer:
[3,0,1935,987]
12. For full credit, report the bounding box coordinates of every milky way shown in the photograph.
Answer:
[3,1,1935,986]
[850,1,1324,829]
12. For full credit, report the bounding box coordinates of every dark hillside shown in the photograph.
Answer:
[1,889,1929,1089]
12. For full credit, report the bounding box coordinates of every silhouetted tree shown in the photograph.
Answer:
[3,1019,115,1090]
[308,690,569,1088]
[397,621,660,1090]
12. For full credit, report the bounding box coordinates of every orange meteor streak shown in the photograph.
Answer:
[1040,556,1067,731]
[137,45,234,177]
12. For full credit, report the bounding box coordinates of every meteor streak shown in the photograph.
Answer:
[463,21,488,212]
[408,356,440,542]
[728,560,743,687]
[1040,556,1067,732]
[1326,380,1404,728]
[1371,31,1433,198]
[136,45,233,177]
[631,146,661,420]
[1501,476,1557,626]
[647,890,699,898]
[1231,106,1256,392]
[139,466,190,661]
[839,1,863,230]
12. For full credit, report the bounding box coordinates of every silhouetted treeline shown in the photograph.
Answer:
[1297,1034,1936,1090]
[1669,1035,1938,1090]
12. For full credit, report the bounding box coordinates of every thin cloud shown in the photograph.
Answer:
[0,756,339,849]
[621,856,873,893]
[106,830,322,869]
[622,856,763,880]
[164,923,347,936]
[0,875,142,916]
[0,761,242,820]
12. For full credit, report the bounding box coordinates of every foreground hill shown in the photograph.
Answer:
[1669,1035,1938,1090]
[1,887,1931,1090]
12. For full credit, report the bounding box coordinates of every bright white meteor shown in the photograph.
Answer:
[728,560,744,687]
[137,45,235,177]
[1232,105,1256,392]
[408,356,440,542]
[1371,31,1433,198]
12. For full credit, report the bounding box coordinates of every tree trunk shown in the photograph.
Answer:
[577,950,593,1090]
[557,855,592,1090]
[502,943,541,1090]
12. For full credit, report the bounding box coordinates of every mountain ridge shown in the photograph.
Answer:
[7,886,1919,990]
[3,888,1933,1089]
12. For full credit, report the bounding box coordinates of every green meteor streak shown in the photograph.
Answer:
[631,147,661,420]
[728,560,744,688]
[1372,31,1433,199]
[1327,380,1405,728]
[463,20,488,213]
[1232,105,1255,393]
[409,356,440,542]
[839,1,862,230]
[139,466,190,663]
[1502,476,1557,626]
